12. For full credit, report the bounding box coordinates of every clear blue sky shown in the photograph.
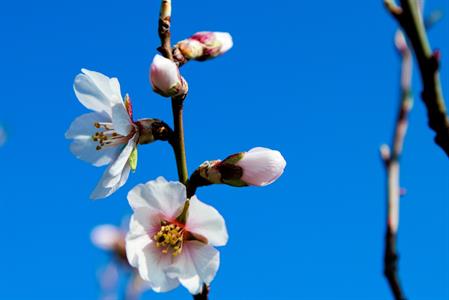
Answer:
[0,0,448,299]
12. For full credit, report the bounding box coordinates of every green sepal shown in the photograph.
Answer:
[222,152,244,165]
[222,178,248,187]
[129,147,138,172]
[176,200,190,224]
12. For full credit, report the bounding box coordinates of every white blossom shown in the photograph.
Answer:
[126,177,228,294]
[66,69,138,199]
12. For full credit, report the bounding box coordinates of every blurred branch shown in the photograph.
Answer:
[380,30,413,300]
[385,0,449,157]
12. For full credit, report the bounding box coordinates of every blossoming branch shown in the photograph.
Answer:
[66,0,286,299]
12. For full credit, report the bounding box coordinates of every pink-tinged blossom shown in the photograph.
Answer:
[236,147,286,186]
[174,31,233,63]
[91,224,124,251]
[126,177,228,294]
[65,69,138,199]
[92,223,151,300]
[150,55,188,97]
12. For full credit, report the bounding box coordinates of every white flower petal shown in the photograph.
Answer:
[133,242,179,292]
[73,69,122,116]
[179,275,202,295]
[186,242,220,286]
[66,112,120,167]
[126,215,154,267]
[186,196,228,247]
[107,134,137,179]
[109,77,122,100]
[69,137,120,167]
[90,161,131,199]
[127,177,186,219]
[111,103,132,136]
[165,251,202,294]
[166,241,219,293]
[65,111,109,139]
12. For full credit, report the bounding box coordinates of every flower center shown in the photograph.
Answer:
[153,221,184,256]
[92,122,130,151]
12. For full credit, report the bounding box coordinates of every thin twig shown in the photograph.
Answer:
[158,0,173,60]
[171,96,189,184]
[157,0,189,185]
[380,29,413,300]
[385,0,449,157]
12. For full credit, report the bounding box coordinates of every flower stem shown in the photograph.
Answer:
[157,0,189,185]
[171,96,188,184]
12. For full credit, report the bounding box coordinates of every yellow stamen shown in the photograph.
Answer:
[91,122,130,151]
[153,221,184,256]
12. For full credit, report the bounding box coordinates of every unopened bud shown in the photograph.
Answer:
[193,147,286,188]
[173,31,233,65]
[150,54,188,97]
[233,147,286,186]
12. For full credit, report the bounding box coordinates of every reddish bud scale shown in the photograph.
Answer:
[125,97,133,120]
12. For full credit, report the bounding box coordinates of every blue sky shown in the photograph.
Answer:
[0,0,448,299]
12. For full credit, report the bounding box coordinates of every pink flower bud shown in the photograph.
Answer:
[91,224,122,250]
[174,31,233,63]
[236,147,286,186]
[177,39,204,60]
[150,54,188,97]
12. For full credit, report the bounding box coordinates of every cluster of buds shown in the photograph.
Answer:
[190,147,286,189]
[172,31,233,66]
[150,32,233,98]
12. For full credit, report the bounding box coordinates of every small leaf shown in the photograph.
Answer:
[129,147,138,172]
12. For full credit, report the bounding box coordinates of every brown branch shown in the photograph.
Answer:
[385,0,449,157]
[157,0,189,184]
[170,96,189,184]
[380,29,413,300]
[157,0,173,60]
